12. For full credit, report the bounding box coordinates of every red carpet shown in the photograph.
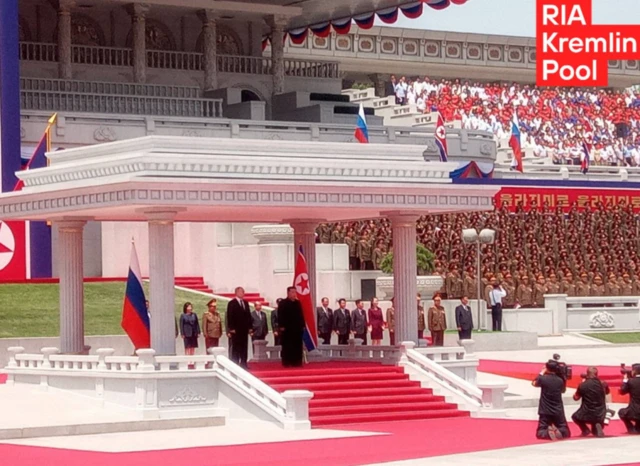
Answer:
[480,359,628,402]
[0,373,6,384]
[251,362,468,426]
[0,418,632,466]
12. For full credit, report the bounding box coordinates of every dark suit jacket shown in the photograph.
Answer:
[351,308,368,335]
[226,298,252,336]
[251,310,269,339]
[333,308,351,334]
[270,309,278,332]
[179,313,200,338]
[455,304,474,331]
[316,306,334,334]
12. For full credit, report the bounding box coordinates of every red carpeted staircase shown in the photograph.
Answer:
[251,362,468,426]
[174,277,213,293]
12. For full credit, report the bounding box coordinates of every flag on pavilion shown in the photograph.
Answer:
[121,240,150,349]
[509,114,523,173]
[14,113,57,191]
[294,246,318,352]
[581,141,592,175]
[354,103,369,143]
[434,112,449,162]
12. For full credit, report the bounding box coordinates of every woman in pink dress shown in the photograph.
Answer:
[368,297,385,345]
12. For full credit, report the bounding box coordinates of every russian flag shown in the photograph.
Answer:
[581,141,591,175]
[435,112,448,162]
[354,103,369,143]
[294,246,318,352]
[121,241,150,349]
[509,114,523,173]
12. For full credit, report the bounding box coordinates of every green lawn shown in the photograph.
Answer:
[0,282,228,338]
[587,332,640,344]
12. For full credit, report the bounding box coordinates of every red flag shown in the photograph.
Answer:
[294,246,317,351]
[0,221,27,280]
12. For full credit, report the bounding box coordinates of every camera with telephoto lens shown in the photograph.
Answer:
[552,353,572,381]
[621,363,633,377]
[604,408,615,426]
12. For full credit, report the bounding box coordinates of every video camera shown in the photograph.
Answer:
[552,353,572,381]
[621,364,634,377]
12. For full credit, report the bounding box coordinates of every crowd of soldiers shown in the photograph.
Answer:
[316,199,640,308]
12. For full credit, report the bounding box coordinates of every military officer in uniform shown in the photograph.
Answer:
[517,276,534,308]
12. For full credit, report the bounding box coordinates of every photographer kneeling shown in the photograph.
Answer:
[571,367,610,437]
[532,359,571,440]
[619,363,640,434]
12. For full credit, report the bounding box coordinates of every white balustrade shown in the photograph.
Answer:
[4,346,311,429]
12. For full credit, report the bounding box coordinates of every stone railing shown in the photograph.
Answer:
[495,162,640,182]
[21,77,202,99]
[544,294,640,333]
[19,42,340,79]
[399,342,508,416]
[415,341,479,385]
[19,110,496,159]
[5,346,312,430]
[21,90,223,118]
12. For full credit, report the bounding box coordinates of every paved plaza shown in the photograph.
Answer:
[1,339,638,466]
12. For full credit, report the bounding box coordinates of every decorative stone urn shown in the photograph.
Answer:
[376,275,444,299]
[251,224,294,244]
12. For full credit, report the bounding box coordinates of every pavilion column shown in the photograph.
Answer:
[388,213,419,345]
[289,220,318,310]
[198,10,218,92]
[147,212,176,355]
[57,220,86,353]
[268,15,287,96]
[128,3,149,84]
[57,0,75,80]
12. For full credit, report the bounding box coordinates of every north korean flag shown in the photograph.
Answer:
[0,220,27,281]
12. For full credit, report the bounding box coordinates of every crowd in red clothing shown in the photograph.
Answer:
[388,76,640,165]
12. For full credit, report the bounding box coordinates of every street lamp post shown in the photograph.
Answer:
[462,228,496,331]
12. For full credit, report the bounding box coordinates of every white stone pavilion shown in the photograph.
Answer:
[0,135,497,355]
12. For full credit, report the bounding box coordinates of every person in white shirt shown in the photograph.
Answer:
[489,282,507,332]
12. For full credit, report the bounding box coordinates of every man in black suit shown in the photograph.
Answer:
[316,297,334,345]
[250,302,269,345]
[271,298,282,345]
[455,296,474,341]
[619,364,640,434]
[226,286,252,369]
[351,299,368,345]
[333,298,351,345]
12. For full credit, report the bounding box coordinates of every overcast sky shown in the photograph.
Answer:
[378,0,640,37]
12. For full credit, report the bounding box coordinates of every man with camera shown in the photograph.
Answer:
[619,363,640,434]
[532,359,571,440]
[571,367,610,437]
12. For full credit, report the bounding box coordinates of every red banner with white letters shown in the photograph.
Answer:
[495,186,640,212]
[0,220,27,280]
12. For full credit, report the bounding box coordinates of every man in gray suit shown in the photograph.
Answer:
[350,299,368,345]
[250,302,269,344]
[455,296,474,341]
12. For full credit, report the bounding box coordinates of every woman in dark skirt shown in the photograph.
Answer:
[368,297,385,345]
[179,302,201,356]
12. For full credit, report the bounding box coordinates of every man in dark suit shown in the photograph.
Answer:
[619,364,640,434]
[226,286,252,369]
[455,296,474,341]
[333,298,351,345]
[251,302,269,345]
[351,299,368,345]
[316,297,334,345]
[271,298,282,345]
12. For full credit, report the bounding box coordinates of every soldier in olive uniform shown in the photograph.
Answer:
[576,273,591,297]
[502,274,517,308]
[605,274,620,296]
[463,271,478,299]
[317,223,332,243]
[371,240,386,270]
[590,275,605,297]
[546,273,561,294]
[451,270,464,300]
[532,275,547,308]
[331,224,345,244]
[516,276,534,308]
[417,294,426,340]
[345,231,359,271]
[621,273,634,296]
[561,273,576,297]
[358,232,373,270]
